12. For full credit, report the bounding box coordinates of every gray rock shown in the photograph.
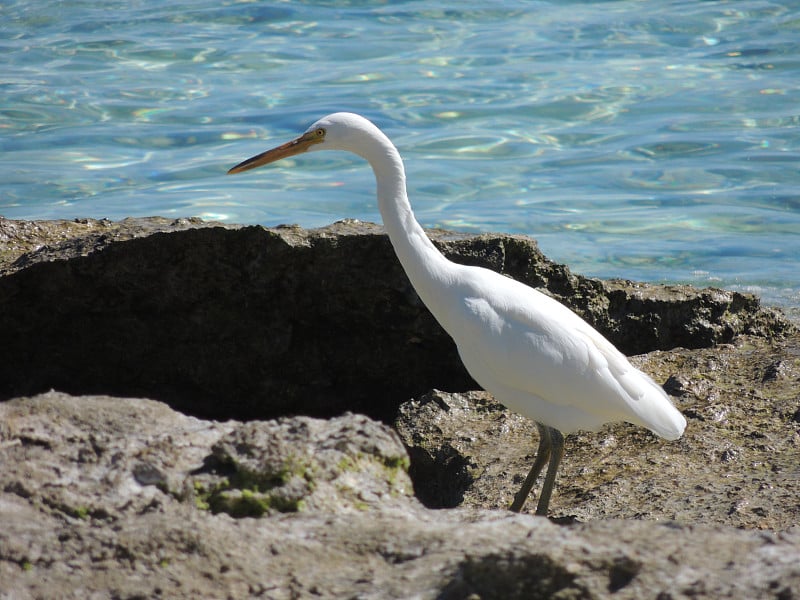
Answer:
[0,217,792,423]
[0,391,412,524]
[2,217,799,598]
[396,336,800,529]
[2,391,799,599]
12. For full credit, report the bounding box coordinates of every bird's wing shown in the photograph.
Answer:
[452,269,684,438]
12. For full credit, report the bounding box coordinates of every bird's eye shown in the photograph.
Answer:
[315,128,325,137]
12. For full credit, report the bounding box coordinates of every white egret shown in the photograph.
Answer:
[228,112,686,516]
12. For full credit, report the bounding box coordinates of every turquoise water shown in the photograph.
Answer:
[2,1,799,315]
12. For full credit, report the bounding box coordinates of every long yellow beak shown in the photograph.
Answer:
[227,129,324,175]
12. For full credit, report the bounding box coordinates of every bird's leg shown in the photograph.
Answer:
[509,422,552,513]
[534,427,565,516]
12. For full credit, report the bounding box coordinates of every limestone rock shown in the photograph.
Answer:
[2,392,799,599]
[2,217,799,598]
[0,391,412,525]
[0,217,792,422]
[396,334,800,531]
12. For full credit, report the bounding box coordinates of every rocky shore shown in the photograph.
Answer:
[1,217,798,598]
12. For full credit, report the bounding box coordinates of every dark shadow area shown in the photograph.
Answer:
[0,225,473,422]
[405,443,474,509]
[0,220,791,424]
[438,552,592,600]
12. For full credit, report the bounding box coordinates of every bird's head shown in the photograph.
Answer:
[227,112,383,175]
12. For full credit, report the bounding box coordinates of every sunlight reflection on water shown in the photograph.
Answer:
[1,0,798,312]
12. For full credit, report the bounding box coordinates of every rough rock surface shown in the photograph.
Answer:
[0,217,792,422]
[1,217,799,598]
[396,334,800,529]
[2,391,799,599]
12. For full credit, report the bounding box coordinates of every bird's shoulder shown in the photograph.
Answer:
[455,266,627,369]
[459,268,587,330]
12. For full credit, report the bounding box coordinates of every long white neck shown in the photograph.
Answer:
[354,131,456,314]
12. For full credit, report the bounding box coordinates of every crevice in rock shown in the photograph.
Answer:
[0,218,792,425]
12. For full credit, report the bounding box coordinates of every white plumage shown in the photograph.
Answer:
[229,112,686,515]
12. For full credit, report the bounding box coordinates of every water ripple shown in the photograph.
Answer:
[1,0,798,308]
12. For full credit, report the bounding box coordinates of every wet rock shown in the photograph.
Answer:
[0,217,793,422]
